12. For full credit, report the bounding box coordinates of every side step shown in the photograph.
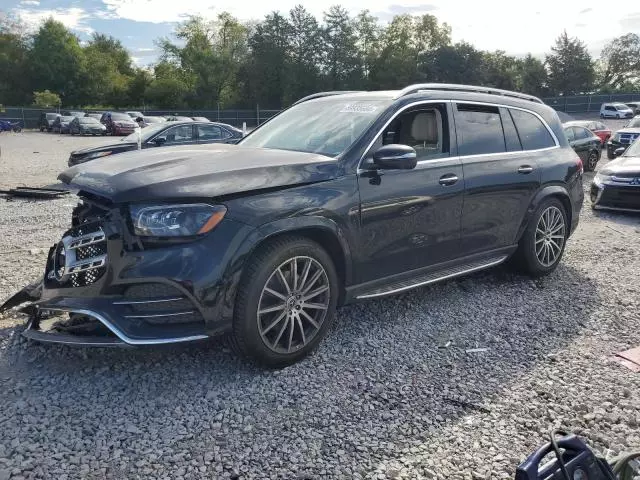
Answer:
[356,255,508,299]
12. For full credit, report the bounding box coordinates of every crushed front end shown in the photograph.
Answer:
[1,192,248,346]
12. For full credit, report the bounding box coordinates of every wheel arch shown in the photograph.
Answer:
[517,185,573,242]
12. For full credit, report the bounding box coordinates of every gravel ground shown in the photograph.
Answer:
[0,128,639,479]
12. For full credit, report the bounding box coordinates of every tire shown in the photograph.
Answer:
[40,127,44,132]
[585,150,599,172]
[511,198,568,277]
[607,148,614,160]
[232,236,339,367]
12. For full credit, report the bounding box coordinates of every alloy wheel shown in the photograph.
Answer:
[535,206,566,267]
[257,256,330,354]
[587,151,598,170]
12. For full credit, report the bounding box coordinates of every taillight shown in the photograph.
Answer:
[576,157,583,174]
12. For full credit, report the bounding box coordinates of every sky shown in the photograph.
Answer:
[5,0,640,66]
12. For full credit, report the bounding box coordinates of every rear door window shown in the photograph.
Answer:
[499,107,521,152]
[454,103,506,156]
[509,109,556,150]
[564,127,575,142]
[573,127,590,140]
[197,124,222,141]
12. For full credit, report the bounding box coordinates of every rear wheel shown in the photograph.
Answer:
[511,198,568,277]
[232,236,338,367]
[585,150,599,172]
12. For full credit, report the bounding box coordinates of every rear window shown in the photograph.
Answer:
[509,109,556,150]
[110,113,131,121]
[454,104,506,156]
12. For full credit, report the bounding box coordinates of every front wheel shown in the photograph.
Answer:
[511,198,568,277]
[585,150,599,172]
[232,236,338,367]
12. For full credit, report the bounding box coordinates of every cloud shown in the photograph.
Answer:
[620,12,640,30]
[374,3,438,21]
[579,7,592,14]
[13,7,94,34]
[19,0,40,6]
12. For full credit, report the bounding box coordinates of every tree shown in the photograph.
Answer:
[33,89,61,107]
[599,33,640,90]
[322,6,361,89]
[483,51,519,90]
[245,12,291,108]
[353,10,381,85]
[0,14,30,105]
[419,42,486,85]
[28,19,85,106]
[286,5,322,103]
[516,54,548,97]
[546,31,595,95]
[144,61,190,108]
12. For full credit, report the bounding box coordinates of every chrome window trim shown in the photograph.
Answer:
[357,99,560,173]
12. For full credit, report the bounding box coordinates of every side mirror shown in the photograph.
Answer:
[614,147,626,157]
[153,137,166,146]
[372,144,417,170]
[136,117,143,123]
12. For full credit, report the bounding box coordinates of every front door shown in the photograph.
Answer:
[356,102,464,284]
[456,104,548,254]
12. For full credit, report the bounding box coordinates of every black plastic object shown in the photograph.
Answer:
[516,433,616,480]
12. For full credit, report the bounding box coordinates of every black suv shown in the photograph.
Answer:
[2,84,584,366]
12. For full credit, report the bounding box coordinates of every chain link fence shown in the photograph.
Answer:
[542,93,640,113]
[0,106,282,130]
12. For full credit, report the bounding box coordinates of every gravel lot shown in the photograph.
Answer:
[0,126,640,480]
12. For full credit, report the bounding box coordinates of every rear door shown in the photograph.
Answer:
[571,126,591,162]
[456,103,542,255]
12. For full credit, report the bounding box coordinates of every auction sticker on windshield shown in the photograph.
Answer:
[340,103,379,113]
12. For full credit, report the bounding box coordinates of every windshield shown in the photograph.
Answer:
[80,117,100,124]
[46,113,58,120]
[626,117,640,128]
[111,113,131,121]
[239,98,391,157]
[122,122,165,142]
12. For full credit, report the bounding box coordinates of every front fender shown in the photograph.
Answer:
[213,216,354,332]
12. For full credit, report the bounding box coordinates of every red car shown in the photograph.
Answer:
[563,120,611,145]
[100,112,137,136]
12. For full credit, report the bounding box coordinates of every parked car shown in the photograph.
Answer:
[7,84,583,367]
[100,112,138,135]
[125,111,144,119]
[85,113,104,120]
[62,110,85,118]
[192,116,210,122]
[68,121,242,166]
[136,116,166,128]
[563,123,602,171]
[563,120,611,144]
[0,120,22,133]
[52,115,75,134]
[626,102,640,115]
[69,116,107,136]
[600,103,634,119]
[166,115,193,122]
[605,116,640,159]
[38,112,59,132]
[591,136,640,212]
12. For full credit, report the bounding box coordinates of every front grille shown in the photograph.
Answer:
[47,221,109,288]
[600,186,640,210]
[619,133,640,144]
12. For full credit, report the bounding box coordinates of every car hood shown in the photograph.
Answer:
[70,142,138,157]
[615,128,640,135]
[59,144,341,203]
[600,154,640,175]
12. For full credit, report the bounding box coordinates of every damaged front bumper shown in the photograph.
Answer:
[1,197,251,347]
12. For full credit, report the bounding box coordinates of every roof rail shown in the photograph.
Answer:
[397,83,543,104]
[293,91,363,105]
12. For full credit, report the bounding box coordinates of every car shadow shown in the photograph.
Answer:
[0,263,600,478]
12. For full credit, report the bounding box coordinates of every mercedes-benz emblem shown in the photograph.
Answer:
[53,242,67,280]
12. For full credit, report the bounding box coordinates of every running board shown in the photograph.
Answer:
[356,255,509,299]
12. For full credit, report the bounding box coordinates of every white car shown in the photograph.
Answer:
[600,103,635,119]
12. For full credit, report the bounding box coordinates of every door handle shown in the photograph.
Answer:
[518,166,534,174]
[439,174,458,186]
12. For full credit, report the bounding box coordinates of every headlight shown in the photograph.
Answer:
[130,204,227,237]
[86,151,112,160]
[593,173,611,187]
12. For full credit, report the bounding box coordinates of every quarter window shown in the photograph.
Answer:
[509,109,555,150]
[454,104,506,156]
[564,127,575,142]
[197,124,223,141]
